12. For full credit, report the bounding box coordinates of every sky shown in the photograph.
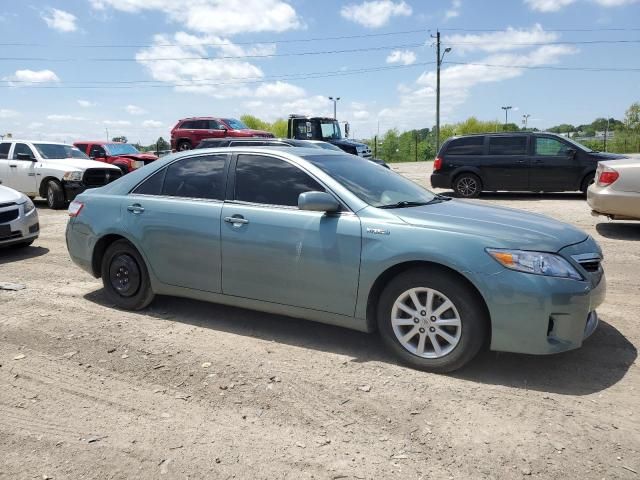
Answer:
[0,0,639,144]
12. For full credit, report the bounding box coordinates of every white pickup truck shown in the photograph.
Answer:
[0,140,122,209]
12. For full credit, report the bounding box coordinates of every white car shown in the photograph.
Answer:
[0,184,39,248]
[0,140,122,209]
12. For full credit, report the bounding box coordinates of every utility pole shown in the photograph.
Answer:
[105,128,110,142]
[522,113,531,130]
[501,106,512,126]
[604,117,610,152]
[433,30,452,152]
[328,96,340,119]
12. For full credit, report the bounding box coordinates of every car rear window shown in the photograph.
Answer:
[445,137,484,155]
[488,136,527,155]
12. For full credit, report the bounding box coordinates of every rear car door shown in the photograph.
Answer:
[125,153,229,293]
[7,143,38,195]
[529,135,582,191]
[0,142,11,186]
[220,153,362,316]
[484,135,530,190]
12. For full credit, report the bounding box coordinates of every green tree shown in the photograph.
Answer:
[624,102,640,131]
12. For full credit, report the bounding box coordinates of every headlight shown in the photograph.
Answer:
[133,160,145,169]
[63,171,83,182]
[486,249,583,280]
[20,195,35,214]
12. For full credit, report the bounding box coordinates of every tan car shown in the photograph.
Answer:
[588,158,640,220]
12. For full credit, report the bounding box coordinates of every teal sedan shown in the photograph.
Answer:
[66,148,605,372]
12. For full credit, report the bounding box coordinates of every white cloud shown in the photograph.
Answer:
[0,109,19,118]
[4,69,60,86]
[386,49,416,65]
[254,81,305,98]
[353,110,371,120]
[103,120,132,126]
[446,24,559,53]
[524,0,577,11]
[340,1,412,28]
[90,0,301,35]
[445,0,462,19]
[28,122,45,129]
[593,0,639,5]
[141,120,163,128]
[41,8,78,32]
[77,100,97,107]
[125,104,147,115]
[47,114,86,121]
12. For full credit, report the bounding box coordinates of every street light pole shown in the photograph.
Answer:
[501,106,512,126]
[328,96,340,119]
[522,113,531,130]
[434,31,452,153]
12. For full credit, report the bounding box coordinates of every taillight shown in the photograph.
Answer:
[68,200,84,217]
[433,157,443,171]
[596,165,619,187]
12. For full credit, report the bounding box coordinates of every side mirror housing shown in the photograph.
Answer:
[344,122,350,138]
[566,148,577,158]
[17,153,35,161]
[298,191,340,213]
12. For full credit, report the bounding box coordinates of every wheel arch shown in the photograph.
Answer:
[365,260,491,344]
[579,169,596,191]
[91,233,149,278]
[39,176,62,198]
[451,167,483,186]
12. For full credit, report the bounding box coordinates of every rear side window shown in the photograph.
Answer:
[234,154,324,207]
[445,137,484,156]
[488,136,527,155]
[75,143,88,154]
[133,168,166,195]
[191,120,208,129]
[162,154,227,200]
[0,143,10,159]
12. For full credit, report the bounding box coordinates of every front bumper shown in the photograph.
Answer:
[475,262,605,355]
[430,172,450,189]
[0,203,39,247]
[62,181,88,203]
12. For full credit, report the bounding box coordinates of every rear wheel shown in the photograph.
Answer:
[177,140,191,151]
[377,268,487,373]
[581,173,595,195]
[101,240,154,310]
[46,180,66,209]
[453,173,482,198]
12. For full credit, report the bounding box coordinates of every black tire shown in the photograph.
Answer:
[101,240,154,310]
[581,173,595,195]
[377,268,488,373]
[46,180,66,209]
[117,164,129,175]
[453,173,482,198]
[177,140,192,151]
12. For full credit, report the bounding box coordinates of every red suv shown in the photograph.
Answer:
[74,141,158,174]
[170,117,274,151]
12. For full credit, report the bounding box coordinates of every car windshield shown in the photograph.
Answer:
[318,121,342,140]
[223,118,249,130]
[104,143,139,155]
[306,154,437,208]
[562,136,593,153]
[314,141,343,151]
[33,143,90,160]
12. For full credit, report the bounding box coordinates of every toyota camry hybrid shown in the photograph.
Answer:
[66,148,605,372]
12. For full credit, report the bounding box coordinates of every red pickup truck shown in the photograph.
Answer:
[170,117,274,151]
[74,141,158,174]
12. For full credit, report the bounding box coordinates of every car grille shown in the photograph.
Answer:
[82,168,122,187]
[0,201,17,209]
[0,209,19,224]
[572,253,602,273]
[0,230,21,241]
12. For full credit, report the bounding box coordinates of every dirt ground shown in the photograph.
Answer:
[1,161,638,480]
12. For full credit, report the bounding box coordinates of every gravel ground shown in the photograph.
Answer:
[0,161,638,480]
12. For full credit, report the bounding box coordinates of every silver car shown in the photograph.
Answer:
[0,184,39,248]
[588,158,640,221]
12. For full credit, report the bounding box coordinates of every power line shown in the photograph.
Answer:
[441,27,640,32]
[444,39,640,46]
[445,61,640,72]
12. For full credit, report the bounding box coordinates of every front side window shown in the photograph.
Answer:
[488,136,527,156]
[162,154,227,199]
[12,143,35,160]
[223,118,249,130]
[446,137,484,156]
[90,145,106,157]
[535,137,571,156]
[318,121,342,140]
[0,143,10,159]
[208,120,224,129]
[234,155,324,207]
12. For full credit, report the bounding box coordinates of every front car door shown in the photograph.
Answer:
[6,143,38,195]
[483,135,530,191]
[529,135,582,191]
[220,153,362,316]
[125,153,229,293]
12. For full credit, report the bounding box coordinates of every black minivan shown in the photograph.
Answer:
[430,132,628,197]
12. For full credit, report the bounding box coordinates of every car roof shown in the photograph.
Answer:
[74,140,124,144]
[447,131,562,139]
[178,117,224,121]
[190,146,344,158]
[1,139,72,146]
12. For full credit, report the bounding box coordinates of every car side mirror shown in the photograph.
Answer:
[298,191,340,213]
[345,122,350,138]
[566,148,576,158]
[17,153,36,162]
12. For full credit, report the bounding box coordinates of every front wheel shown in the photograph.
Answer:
[101,240,154,310]
[453,173,482,198]
[46,180,66,209]
[377,268,488,373]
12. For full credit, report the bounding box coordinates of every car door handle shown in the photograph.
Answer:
[9,165,17,168]
[224,216,249,225]
[127,204,145,214]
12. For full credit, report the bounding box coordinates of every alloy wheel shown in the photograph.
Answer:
[456,177,478,197]
[391,287,462,358]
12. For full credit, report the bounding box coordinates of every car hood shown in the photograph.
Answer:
[113,153,158,161]
[38,158,122,171]
[331,138,368,149]
[392,199,588,252]
[590,151,629,160]
[0,185,25,203]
